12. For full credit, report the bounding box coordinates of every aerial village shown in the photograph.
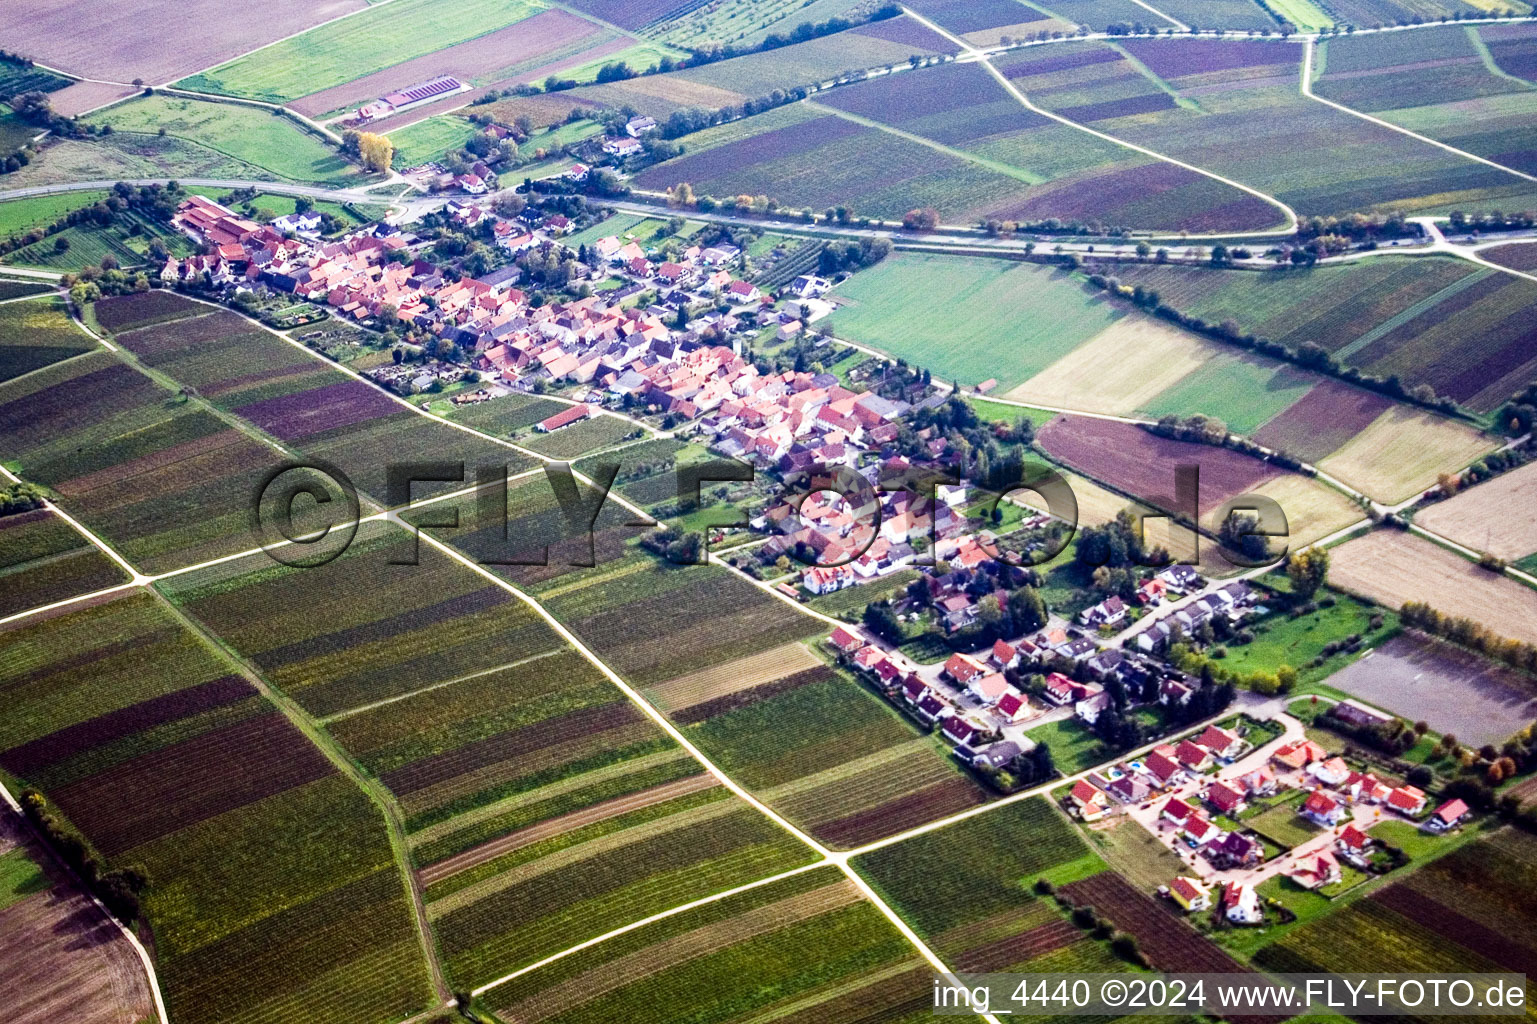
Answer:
[164,172,1483,944]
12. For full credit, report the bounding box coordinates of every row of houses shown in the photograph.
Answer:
[827,627,1022,768]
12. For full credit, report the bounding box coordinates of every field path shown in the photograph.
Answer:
[901,6,1299,235]
[1300,37,1537,187]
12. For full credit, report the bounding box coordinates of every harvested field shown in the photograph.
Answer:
[0,811,153,1024]
[1037,415,1282,513]
[288,9,607,118]
[1415,460,1537,561]
[1007,318,1227,414]
[1318,406,1495,503]
[1328,529,1537,645]
[1326,632,1537,746]
[646,642,823,712]
[1227,472,1364,552]
[45,82,137,117]
[4,0,366,83]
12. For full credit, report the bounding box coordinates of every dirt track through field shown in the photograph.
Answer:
[496,877,861,1022]
[1329,530,1537,645]
[0,812,153,1024]
[418,772,718,886]
[1415,461,1537,562]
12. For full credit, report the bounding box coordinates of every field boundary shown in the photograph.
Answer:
[0,777,170,1024]
[902,6,1300,235]
[1300,37,1537,185]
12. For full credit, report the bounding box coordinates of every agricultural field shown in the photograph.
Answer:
[385,116,482,169]
[1036,414,1281,513]
[1110,256,1537,418]
[87,95,369,186]
[1416,460,1537,562]
[811,55,1282,232]
[854,797,1108,966]
[1317,406,1495,504]
[0,348,295,574]
[94,290,525,506]
[0,191,111,238]
[425,780,816,989]
[481,867,943,1024]
[0,297,95,384]
[0,508,130,618]
[175,0,554,105]
[593,14,954,114]
[1255,828,1537,992]
[1022,36,1537,219]
[0,57,71,99]
[158,520,568,717]
[1325,632,1537,745]
[1059,871,1287,1008]
[285,8,616,119]
[0,591,434,1024]
[522,413,641,459]
[6,0,371,84]
[1328,528,1537,645]
[1317,26,1537,176]
[904,0,1071,45]
[633,102,1039,224]
[830,254,1124,389]
[1141,0,1280,30]
[0,808,155,1024]
[0,278,51,301]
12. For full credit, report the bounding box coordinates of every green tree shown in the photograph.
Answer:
[1286,546,1329,599]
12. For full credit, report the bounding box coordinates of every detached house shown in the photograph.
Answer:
[1387,785,1427,817]
[1070,779,1110,822]
[1194,725,1244,760]
[1080,595,1127,629]
[943,653,986,687]
[828,627,864,654]
[1431,798,1470,831]
[1290,850,1342,890]
[1204,780,1247,816]
[941,715,978,746]
[1302,790,1344,827]
[1169,876,1211,913]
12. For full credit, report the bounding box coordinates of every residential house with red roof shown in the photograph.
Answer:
[1302,790,1344,826]
[1431,798,1469,831]
[1290,850,1342,889]
[1169,876,1211,913]
[1070,779,1110,821]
